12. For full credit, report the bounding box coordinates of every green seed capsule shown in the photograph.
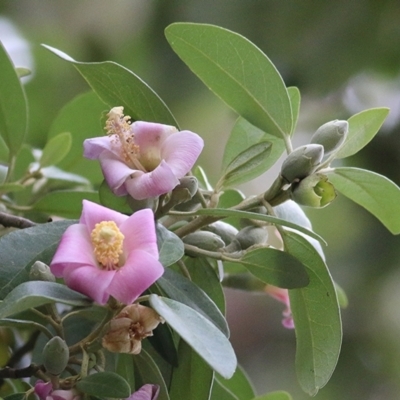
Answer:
[42,336,69,375]
[29,261,56,282]
[234,226,268,250]
[291,174,336,208]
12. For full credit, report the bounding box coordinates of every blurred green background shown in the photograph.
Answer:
[2,0,400,398]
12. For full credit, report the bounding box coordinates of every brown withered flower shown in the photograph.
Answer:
[102,304,164,354]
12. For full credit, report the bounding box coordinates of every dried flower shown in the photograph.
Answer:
[102,304,164,354]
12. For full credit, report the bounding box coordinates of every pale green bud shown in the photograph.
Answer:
[29,261,55,282]
[234,226,269,250]
[183,231,225,253]
[311,120,348,157]
[176,176,198,198]
[281,144,324,183]
[291,174,336,208]
[204,221,238,245]
[168,177,199,208]
[42,336,69,375]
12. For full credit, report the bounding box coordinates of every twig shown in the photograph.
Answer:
[0,212,36,229]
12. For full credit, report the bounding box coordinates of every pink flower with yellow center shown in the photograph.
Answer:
[50,200,163,305]
[83,107,204,200]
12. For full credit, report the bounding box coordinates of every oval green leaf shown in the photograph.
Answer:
[215,365,256,400]
[240,247,309,289]
[220,141,272,189]
[165,23,292,138]
[32,190,99,219]
[283,231,342,396]
[336,107,389,158]
[0,219,75,298]
[149,295,237,379]
[0,281,91,319]
[253,391,293,400]
[169,340,213,400]
[0,42,27,155]
[43,45,178,127]
[328,167,400,234]
[40,132,72,168]
[156,224,184,267]
[133,349,170,400]
[76,372,131,398]
[156,267,229,336]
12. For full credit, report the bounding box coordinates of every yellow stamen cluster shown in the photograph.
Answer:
[91,221,125,270]
[105,106,146,172]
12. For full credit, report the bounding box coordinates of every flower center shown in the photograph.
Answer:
[105,107,149,172]
[91,221,125,270]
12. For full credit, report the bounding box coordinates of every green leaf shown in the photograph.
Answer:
[336,107,389,158]
[240,247,309,289]
[252,391,293,400]
[133,349,170,400]
[15,67,31,78]
[210,378,239,400]
[186,257,226,314]
[287,86,301,135]
[48,91,106,184]
[156,224,184,267]
[149,295,237,379]
[40,132,72,168]
[32,190,99,218]
[165,23,292,138]
[0,281,91,319]
[190,208,326,244]
[116,354,135,391]
[220,141,272,188]
[218,188,245,229]
[0,42,27,155]
[76,372,131,398]
[43,45,178,126]
[0,220,75,299]
[157,268,229,336]
[169,340,214,400]
[327,167,400,234]
[215,365,256,400]
[0,318,53,338]
[99,180,132,214]
[283,231,341,396]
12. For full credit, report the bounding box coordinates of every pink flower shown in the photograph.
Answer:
[34,381,80,400]
[50,200,164,305]
[126,384,160,400]
[265,285,294,329]
[83,107,204,200]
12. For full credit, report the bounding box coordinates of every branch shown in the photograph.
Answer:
[0,211,36,229]
[0,364,45,379]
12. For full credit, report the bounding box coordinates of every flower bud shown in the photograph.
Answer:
[281,144,324,183]
[183,231,225,252]
[310,120,348,157]
[29,261,56,282]
[102,304,164,354]
[167,176,199,208]
[291,174,336,208]
[234,226,268,250]
[176,176,198,198]
[42,336,69,375]
[204,221,238,245]
[127,196,159,213]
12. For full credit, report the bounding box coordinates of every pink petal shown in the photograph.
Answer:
[120,209,158,258]
[83,136,120,159]
[63,265,116,305]
[98,152,139,196]
[132,121,175,151]
[50,224,96,277]
[161,131,204,177]
[80,200,128,231]
[35,381,52,399]
[127,384,160,400]
[107,250,164,304]
[125,160,179,200]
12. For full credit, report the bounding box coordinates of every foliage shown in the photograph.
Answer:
[0,22,398,400]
